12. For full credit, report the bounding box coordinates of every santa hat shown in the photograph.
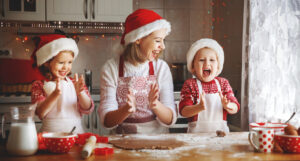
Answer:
[117,9,171,53]
[186,38,224,76]
[35,34,78,66]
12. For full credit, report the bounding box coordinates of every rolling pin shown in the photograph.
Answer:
[81,135,97,158]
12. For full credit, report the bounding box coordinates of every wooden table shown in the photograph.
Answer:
[1,132,300,161]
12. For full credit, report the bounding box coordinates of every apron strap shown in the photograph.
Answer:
[149,61,154,75]
[119,56,125,77]
[196,78,221,103]
[118,56,155,77]
[214,79,221,92]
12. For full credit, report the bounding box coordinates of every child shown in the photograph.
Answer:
[31,34,94,133]
[98,9,177,134]
[179,38,240,133]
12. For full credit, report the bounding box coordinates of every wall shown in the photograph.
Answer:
[0,0,245,129]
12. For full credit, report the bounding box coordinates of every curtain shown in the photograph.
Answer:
[248,0,300,125]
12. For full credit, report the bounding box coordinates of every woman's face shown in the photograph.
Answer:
[136,28,167,61]
[192,48,219,82]
[49,51,74,80]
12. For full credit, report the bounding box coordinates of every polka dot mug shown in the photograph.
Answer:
[248,127,274,153]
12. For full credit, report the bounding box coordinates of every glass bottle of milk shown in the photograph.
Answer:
[5,105,38,156]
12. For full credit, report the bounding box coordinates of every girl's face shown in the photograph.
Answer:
[49,51,74,80]
[192,48,219,82]
[136,28,167,61]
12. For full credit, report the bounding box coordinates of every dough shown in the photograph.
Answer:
[109,137,185,150]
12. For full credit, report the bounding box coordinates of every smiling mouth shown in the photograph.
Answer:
[203,69,211,77]
[59,71,67,77]
[152,51,160,58]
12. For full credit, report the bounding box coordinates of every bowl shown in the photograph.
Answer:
[42,132,77,153]
[249,122,287,132]
[274,132,300,153]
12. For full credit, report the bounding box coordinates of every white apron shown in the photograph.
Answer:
[113,57,168,134]
[40,77,84,134]
[187,79,230,133]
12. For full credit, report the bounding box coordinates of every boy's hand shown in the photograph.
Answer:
[73,73,85,95]
[219,92,232,111]
[197,91,206,111]
[148,83,159,110]
[126,89,136,113]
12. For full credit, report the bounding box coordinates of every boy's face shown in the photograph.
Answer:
[135,28,167,61]
[192,48,219,82]
[49,51,74,80]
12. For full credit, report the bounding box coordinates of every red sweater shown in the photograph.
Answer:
[179,77,240,122]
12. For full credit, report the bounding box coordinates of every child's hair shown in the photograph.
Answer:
[122,42,162,66]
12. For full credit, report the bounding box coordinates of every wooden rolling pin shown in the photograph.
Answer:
[81,135,97,158]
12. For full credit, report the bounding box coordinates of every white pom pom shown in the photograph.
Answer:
[43,81,56,96]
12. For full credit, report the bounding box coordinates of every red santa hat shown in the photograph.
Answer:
[35,34,78,66]
[117,9,171,53]
[186,38,224,76]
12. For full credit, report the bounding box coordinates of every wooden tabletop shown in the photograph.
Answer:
[1,132,300,161]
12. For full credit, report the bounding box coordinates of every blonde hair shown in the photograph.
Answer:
[122,42,162,66]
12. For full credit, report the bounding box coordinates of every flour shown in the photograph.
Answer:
[109,132,252,160]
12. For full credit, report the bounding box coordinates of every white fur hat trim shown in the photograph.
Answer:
[186,38,224,76]
[124,19,171,46]
[36,38,78,66]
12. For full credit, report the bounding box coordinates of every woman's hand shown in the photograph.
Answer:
[148,83,159,110]
[73,73,85,95]
[126,89,136,113]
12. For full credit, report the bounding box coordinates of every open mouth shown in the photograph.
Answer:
[203,69,211,77]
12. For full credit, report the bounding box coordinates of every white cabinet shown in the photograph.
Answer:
[82,102,110,135]
[0,0,45,21]
[47,0,132,22]
[93,0,133,22]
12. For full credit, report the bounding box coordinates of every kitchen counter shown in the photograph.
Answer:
[1,132,300,161]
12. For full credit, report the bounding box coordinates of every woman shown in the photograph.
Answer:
[98,9,177,134]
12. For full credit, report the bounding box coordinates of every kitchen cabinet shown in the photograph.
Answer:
[46,0,133,22]
[0,0,45,21]
[82,98,110,136]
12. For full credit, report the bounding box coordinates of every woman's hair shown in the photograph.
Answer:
[122,42,162,66]
[36,51,74,80]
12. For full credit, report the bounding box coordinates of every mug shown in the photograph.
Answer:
[248,127,274,153]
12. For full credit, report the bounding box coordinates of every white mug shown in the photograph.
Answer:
[248,127,274,153]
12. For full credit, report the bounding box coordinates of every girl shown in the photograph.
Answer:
[98,9,177,134]
[179,38,240,133]
[31,34,94,133]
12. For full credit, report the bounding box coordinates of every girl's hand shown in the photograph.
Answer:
[53,79,61,96]
[197,91,206,111]
[73,73,85,95]
[126,89,136,113]
[219,92,232,111]
[148,83,159,110]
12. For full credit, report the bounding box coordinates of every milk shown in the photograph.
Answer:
[6,123,38,156]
